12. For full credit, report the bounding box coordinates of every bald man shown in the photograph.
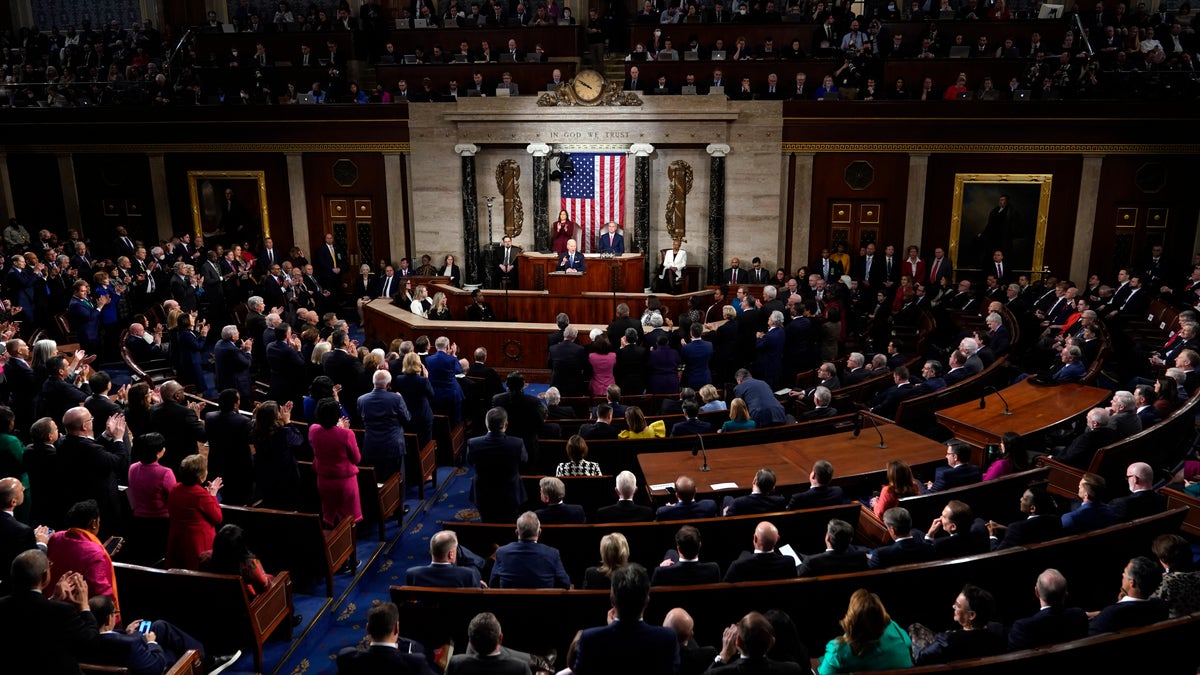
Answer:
[56,406,129,537]
[655,476,718,521]
[722,521,798,583]
[663,608,718,675]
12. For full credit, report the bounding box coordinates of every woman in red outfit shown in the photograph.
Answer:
[309,398,362,528]
[166,454,223,569]
[551,209,576,257]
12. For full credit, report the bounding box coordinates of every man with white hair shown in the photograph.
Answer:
[548,324,588,397]
[753,310,786,388]
[843,352,869,385]
[959,337,983,374]
[534,476,586,524]
[985,312,1010,355]
[1106,390,1142,439]
[596,471,654,522]
[213,324,252,402]
[358,368,411,483]
[1055,407,1116,469]
[244,295,268,373]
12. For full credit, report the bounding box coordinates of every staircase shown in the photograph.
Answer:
[602,54,625,80]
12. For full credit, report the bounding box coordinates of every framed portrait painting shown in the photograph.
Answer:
[187,170,271,246]
[949,174,1051,278]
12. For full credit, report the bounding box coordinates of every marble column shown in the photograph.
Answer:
[0,153,13,222]
[285,153,311,258]
[527,143,551,252]
[383,152,407,265]
[790,153,815,270]
[57,154,82,234]
[456,144,481,287]
[147,154,174,243]
[903,153,930,251]
[706,144,731,287]
[630,143,655,289]
[1071,156,1104,284]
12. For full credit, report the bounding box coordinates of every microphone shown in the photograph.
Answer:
[853,412,887,449]
[691,433,711,472]
[980,385,1013,415]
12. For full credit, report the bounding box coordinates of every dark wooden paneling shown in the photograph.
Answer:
[72,154,156,250]
[922,154,1083,281]
[302,152,390,268]
[163,153,294,252]
[806,153,910,267]
[8,154,64,234]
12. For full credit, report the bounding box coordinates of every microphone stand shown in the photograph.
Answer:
[692,433,710,471]
[980,385,1013,415]
[853,411,888,449]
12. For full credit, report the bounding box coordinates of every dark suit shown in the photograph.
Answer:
[266,340,307,408]
[867,535,936,568]
[928,531,989,559]
[467,431,527,523]
[1056,427,1117,469]
[1111,490,1167,522]
[786,485,844,510]
[446,647,530,675]
[723,550,798,583]
[0,511,38,585]
[338,643,436,675]
[324,348,366,401]
[732,377,787,428]
[615,344,649,395]
[55,433,129,536]
[651,560,722,586]
[724,493,786,516]
[929,463,983,492]
[405,562,483,588]
[557,251,587,272]
[1061,500,1118,534]
[670,418,714,436]
[536,502,587,524]
[67,295,101,350]
[656,499,718,521]
[868,381,919,419]
[1088,597,1168,635]
[147,400,207,471]
[213,339,252,400]
[1136,406,1161,428]
[0,590,99,675]
[548,340,589,396]
[1008,606,1088,650]
[598,232,625,254]
[580,421,622,441]
[314,241,346,290]
[990,514,1063,550]
[489,539,571,588]
[203,409,254,505]
[943,367,971,386]
[709,656,806,675]
[723,267,748,285]
[798,546,869,577]
[754,326,786,388]
[574,618,679,675]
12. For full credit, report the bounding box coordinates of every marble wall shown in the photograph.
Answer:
[406,96,784,285]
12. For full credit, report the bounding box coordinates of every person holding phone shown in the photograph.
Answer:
[86,593,241,675]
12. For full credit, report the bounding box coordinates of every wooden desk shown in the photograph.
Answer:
[935,380,1110,450]
[638,422,945,499]
[518,252,644,293]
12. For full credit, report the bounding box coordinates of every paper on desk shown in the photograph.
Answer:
[778,544,803,568]
[710,482,739,490]
[649,483,675,491]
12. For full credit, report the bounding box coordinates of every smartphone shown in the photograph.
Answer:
[138,620,153,634]
[104,536,124,556]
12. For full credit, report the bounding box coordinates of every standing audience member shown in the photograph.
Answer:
[249,401,303,510]
[166,454,223,570]
[467,407,528,523]
[0,550,99,674]
[57,406,129,536]
[310,398,363,532]
[357,369,410,482]
[203,390,254,506]
[124,433,175,563]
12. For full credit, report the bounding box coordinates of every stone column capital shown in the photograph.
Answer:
[705,144,731,158]
[526,143,552,157]
[454,144,480,157]
[629,143,655,157]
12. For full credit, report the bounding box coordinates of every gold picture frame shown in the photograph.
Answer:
[949,173,1051,277]
[187,170,271,242]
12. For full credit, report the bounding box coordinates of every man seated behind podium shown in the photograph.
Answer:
[598,221,625,254]
[557,238,587,272]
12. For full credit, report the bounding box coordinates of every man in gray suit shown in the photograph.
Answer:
[357,369,410,483]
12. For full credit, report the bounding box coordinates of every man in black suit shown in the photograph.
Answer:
[147,381,206,472]
[313,232,346,296]
[1054,408,1117,469]
[548,325,589,397]
[614,327,649,395]
[606,304,642,347]
[404,530,485,588]
[0,549,98,674]
[652,525,722,586]
[534,476,586,524]
[798,518,869,577]
[595,470,654,523]
[868,507,935,569]
[1110,462,1167,522]
[723,257,748,286]
[925,442,983,493]
[489,511,571,589]
[0,478,49,585]
[842,352,870,385]
[337,601,436,675]
[4,340,36,437]
[851,242,885,291]
[623,65,646,93]
[867,366,919,419]
[745,257,771,285]
[786,460,845,509]
[56,406,129,537]
[467,348,504,400]
[323,331,366,416]
[84,371,124,437]
[1088,556,1168,635]
[670,401,714,437]
[723,468,786,516]
[467,407,529,523]
[709,611,807,674]
[580,404,622,441]
[812,248,844,283]
[663,608,719,675]
[923,500,989,560]
[203,391,255,506]
[723,521,798,583]
[490,372,546,468]
[1008,568,1088,650]
[986,487,1062,550]
[447,612,538,675]
[85,594,238,675]
[656,476,718,521]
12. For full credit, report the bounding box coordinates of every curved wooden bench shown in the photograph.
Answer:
[888,355,1010,437]
[219,505,354,597]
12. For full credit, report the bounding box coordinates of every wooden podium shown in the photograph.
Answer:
[518,253,644,293]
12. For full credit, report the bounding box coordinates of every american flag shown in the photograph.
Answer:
[560,153,626,253]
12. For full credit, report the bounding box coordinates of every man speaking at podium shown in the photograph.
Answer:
[558,239,587,273]
[597,221,625,255]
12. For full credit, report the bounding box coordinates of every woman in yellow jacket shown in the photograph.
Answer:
[617,406,666,439]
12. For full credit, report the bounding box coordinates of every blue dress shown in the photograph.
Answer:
[647,346,681,394]
[393,373,435,448]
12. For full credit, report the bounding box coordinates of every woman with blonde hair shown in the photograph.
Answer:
[428,291,452,320]
[720,398,755,432]
[583,532,630,589]
[410,285,430,317]
[393,351,435,448]
[699,384,726,412]
[618,405,665,439]
[818,588,912,673]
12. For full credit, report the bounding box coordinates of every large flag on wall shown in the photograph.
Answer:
[560,153,626,253]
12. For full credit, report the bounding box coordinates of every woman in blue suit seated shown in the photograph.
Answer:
[816,74,840,101]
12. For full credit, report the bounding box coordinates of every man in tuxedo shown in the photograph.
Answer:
[926,442,983,492]
[986,487,1062,550]
[1008,568,1089,650]
[573,564,679,674]
[0,550,99,674]
[0,478,50,585]
[723,468,786,516]
[596,470,654,522]
[337,602,435,675]
[868,507,935,569]
[405,530,485,588]
[787,460,845,509]
[655,475,718,521]
[467,407,528,523]
[1088,556,1168,635]
[489,511,571,588]
[723,257,748,285]
[557,238,587,272]
[597,221,625,254]
[723,521,799,582]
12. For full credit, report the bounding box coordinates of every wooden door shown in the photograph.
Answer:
[325,196,382,290]
[827,200,886,255]
[1107,205,1170,279]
